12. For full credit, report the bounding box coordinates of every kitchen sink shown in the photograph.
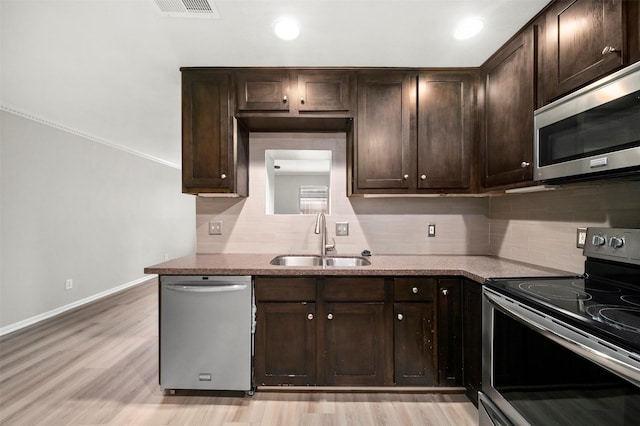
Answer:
[323,256,371,266]
[269,255,323,266]
[270,255,371,267]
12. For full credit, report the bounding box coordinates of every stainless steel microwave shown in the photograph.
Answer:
[534,61,640,183]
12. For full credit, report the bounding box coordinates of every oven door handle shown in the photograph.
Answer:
[484,288,640,388]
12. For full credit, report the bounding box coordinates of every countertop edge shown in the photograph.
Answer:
[144,254,574,284]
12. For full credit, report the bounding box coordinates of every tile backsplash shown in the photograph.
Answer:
[489,181,640,273]
[196,133,640,273]
[196,133,490,256]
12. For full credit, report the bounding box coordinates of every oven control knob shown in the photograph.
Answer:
[609,237,624,249]
[592,235,606,246]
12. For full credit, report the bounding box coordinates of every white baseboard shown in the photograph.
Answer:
[0,275,158,337]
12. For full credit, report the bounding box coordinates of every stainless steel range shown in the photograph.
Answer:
[480,227,640,425]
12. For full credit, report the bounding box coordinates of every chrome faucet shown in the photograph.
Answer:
[314,212,335,256]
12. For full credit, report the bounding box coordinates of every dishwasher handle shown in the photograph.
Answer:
[164,284,248,293]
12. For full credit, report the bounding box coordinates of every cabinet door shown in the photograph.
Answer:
[237,71,290,111]
[541,0,624,104]
[254,303,316,386]
[629,0,640,64]
[481,29,535,188]
[394,302,436,386]
[417,73,473,189]
[298,71,351,112]
[182,71,246,194]
[462,281,482,405]
[355,72,415,191]
[324,303,388,385]
[437,279,462,386]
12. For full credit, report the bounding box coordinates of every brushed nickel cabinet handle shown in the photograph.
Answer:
[397,313,404,321]
[327,313,334,320]
[403,174,409,180]
[220,173,227,179]
[307,313,314,320]
[442,289,449,296]
[602,46,619,55]
[300,97,305,104]
[412,287,419,294]
[420,174,427,180]
[283,95,288,103]
[521,162,530,168]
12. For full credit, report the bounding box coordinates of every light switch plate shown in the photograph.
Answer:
[576,227,587,248]
[209,221,222,235]
[336,222,349,236]
[428,223,436,237]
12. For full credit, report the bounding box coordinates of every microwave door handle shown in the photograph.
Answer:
[484,290,640,388]
[165,284,248,293]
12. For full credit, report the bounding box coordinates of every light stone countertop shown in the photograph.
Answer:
[144,254,575,284]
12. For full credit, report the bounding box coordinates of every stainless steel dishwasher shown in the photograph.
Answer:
[159,275,254,393]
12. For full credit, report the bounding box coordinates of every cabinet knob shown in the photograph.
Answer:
[420,174,426,180]
[403,174,409,180]
[520,162,530,168]
[307,313,314,320]
[602,46,619,55]
[412,287,419,294]
[300,97,305,104]
[283,95,288,103]
[397,313,404,321]
[327,313,334,320]
[220,173,227,179]
[441,289,449,296]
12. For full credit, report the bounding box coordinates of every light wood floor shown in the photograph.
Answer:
[0,278,478,425]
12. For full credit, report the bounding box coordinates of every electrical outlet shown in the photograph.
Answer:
[428,223,436,237]
[336,222,349,236]
[65,279,73,290]
[576,227,587,248]
[209,221,222,235]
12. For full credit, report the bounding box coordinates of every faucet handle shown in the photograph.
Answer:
[325,237,336,252]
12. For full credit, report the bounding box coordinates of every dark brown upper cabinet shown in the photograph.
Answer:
[539,0,625,105]
[353,71,475,195]
[236,69,352,114]
[417,73,474,190]
[355,71,415,192]
[480,28,535,189]
[237,70,291,112]
[181,69,249,195]
[297,71,351,112]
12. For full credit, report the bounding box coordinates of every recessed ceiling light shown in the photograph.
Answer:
[274,17,300,41]
[454,17,484,40]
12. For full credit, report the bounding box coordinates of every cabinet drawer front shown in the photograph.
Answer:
[394,278,436,301]
[323,277,385,302]
[255,277,316,302]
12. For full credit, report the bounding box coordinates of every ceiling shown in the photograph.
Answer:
[1,0,550,167]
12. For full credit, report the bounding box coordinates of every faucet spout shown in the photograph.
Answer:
[314,213,334,256]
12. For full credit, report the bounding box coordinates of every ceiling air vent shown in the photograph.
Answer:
[153,0,220,18]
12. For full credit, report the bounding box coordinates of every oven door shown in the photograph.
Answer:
[481,286,640,426]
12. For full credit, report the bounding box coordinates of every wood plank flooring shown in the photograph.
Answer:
[0,278,478,425]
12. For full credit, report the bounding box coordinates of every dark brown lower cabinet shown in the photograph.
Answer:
[255,275,477,393]
[254,302,316,386]
[394,302,436,386]
[324,302,387,385]
[462,280,482,405]
[437,278,463,386]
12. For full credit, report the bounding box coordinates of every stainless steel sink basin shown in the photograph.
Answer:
[270,255,371,267]
[270,255,323,266]
[324,256,371,267]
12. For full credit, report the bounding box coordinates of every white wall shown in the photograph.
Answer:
[197,133,490,256]
[0,111,196,333]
